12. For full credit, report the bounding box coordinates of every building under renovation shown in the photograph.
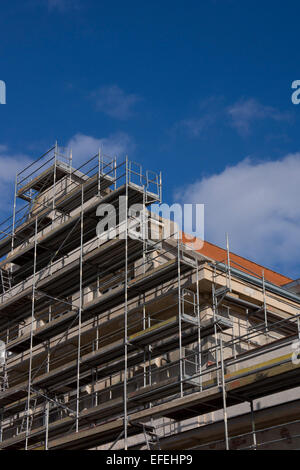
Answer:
[0,144,300,450]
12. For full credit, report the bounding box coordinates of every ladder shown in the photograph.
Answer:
[131,421,161,450]
[20,397,38,435]
[143,424,160,450]
[0,268,11,293]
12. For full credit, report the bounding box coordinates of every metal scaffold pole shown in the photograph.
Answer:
[25,216,38,450]
[262,270,268,333]
[76,185,84,433]
[177,236,183,398]
[98,147,101,196]
[52,142,58,231]
[142,187,147,389]
[11,172,17,254]
[0,411,3,443]
[219,335,229,450]
[212,269,220,386]
[226,233,232,292]
[196,259,202,390]
[45,341,50,450]
[250,400,257,450]
[69,149,73,185]
[124,156,129,450]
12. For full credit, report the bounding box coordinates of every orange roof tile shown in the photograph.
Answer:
[181,234,292,287]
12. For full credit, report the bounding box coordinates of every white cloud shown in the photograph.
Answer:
[175,115,216,138]
[174,97,291,140]
[67,132,135,165]
[175,153,300,276]
[0,133,134,219]
[228,98,291,136]
[173,97,222,138]
[0,146,32,183]
[92,85,141,120]
[0,132,134,185]
[0,145,33,213]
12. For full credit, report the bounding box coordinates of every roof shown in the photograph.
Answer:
[181,235,293,287]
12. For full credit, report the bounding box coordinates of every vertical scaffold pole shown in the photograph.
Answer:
[114,157,117,191]
[25,216,38,450]
[262,270,268,333]
[45,341,50,450]
[250,400,257,450]
[196,259,202,390]
[124,156,129,450]
[142,188,147,388]
[246,308,250,349]
[0,410,3,443]
[226,233,232,292]
[76,185,84,433]
[52,142,57,230]
[69,149,73,186]
[177,236,183,397]
[98,148,101,196]
[11,172,17,254]
[212,268,220,386]
[159,171,162,203]
[219,336,229,450]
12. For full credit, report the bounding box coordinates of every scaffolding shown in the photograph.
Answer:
[0,144,300,450]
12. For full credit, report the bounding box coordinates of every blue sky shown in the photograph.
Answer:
[1,0,300,278]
